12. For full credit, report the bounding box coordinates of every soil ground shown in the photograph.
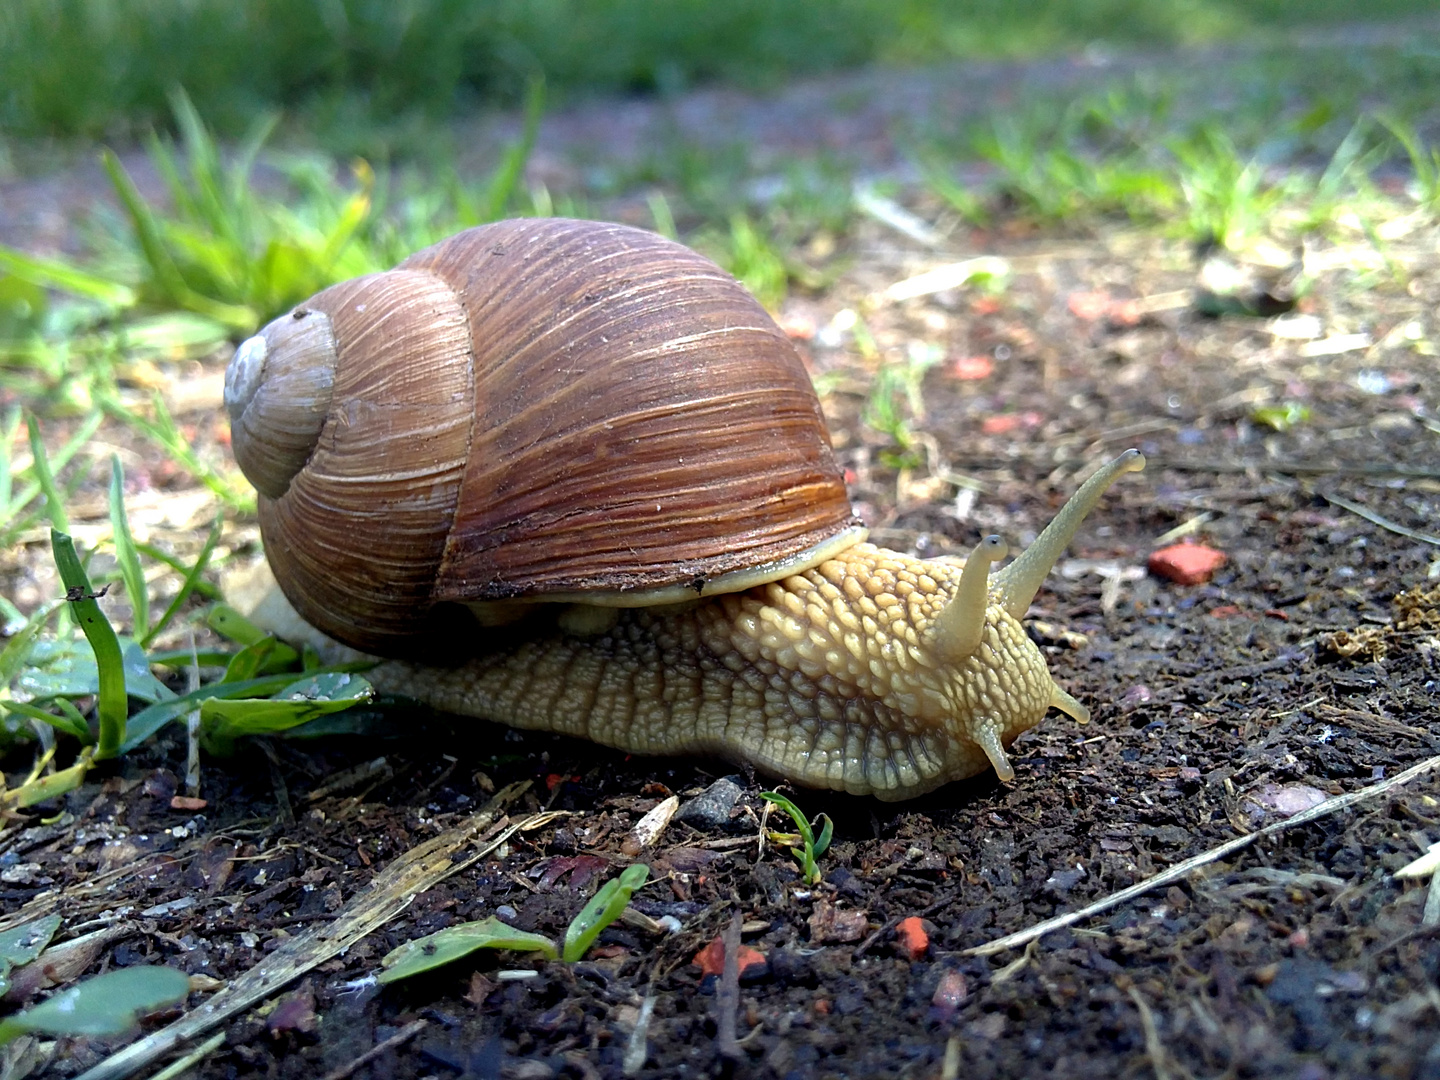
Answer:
[2,35,1440,1080]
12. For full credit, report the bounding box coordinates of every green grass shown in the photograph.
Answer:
[2,1,1438,144]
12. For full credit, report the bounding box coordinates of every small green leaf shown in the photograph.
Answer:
[205,602,268,646]
[220,635,300,682]
[561,864,649,963]
[0,914,62,997]
[18,636,172,705]
[1251,402,1311,432]
[377,917,558,984]
[761,792,827,884]
[118,672,316,753]
[812,814,834,859]
[200,672,374,752]
[0,965,190,1045]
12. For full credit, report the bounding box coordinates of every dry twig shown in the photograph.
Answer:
[965,753,1440,957]
[716,910,743,1062]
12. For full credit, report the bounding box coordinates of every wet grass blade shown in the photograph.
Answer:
[49,530,128,759]
[108,455,149,642]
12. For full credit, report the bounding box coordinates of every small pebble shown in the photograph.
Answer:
[676,776,744,829]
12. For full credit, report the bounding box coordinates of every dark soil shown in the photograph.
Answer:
[3,49,1440,1080]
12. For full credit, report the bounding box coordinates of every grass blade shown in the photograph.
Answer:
[2,699,91,742]
[0,246,136,308]
[102,148,190,302]
[135,540,224,601]
[102,393,254,512]
[25,415,68,533]
[480,76,545,222]
[0,407,19,522]
[49,530,128,759]
[109,455,150,641]
[141,511,224,648]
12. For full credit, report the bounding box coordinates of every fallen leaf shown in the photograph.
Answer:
[266,981,317,1036]
[1243,783,1328,819]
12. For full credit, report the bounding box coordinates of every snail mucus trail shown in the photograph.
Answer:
[225,217,1146,801]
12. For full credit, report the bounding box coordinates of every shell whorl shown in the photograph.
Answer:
[225,310,339,499]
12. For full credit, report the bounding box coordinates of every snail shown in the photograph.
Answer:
[225,217,1145,801]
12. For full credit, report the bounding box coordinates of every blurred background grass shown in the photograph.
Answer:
[2,0,1437,142]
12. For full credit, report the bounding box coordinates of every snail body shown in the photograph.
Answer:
[227,218,1144,801]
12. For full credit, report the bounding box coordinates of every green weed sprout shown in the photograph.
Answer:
[377,864,650,984]
[760,792,833,885]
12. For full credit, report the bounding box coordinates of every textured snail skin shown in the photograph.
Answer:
[361,544,1062,801]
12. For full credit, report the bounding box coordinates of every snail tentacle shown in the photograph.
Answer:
[930,534,1008,662]
[1049,684,1091,724]
[992,449,1147,619]
[971,717,1015,782]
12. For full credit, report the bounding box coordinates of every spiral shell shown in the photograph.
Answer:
[225,219,862,655]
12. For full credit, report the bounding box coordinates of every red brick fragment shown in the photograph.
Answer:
[1148,542,1226,585]
[951,355,994,380]
[895,916,930,961]
[692,936,766,978]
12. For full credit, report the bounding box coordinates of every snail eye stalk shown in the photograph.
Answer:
[930,534,1008,663]
[992,450,1146,619]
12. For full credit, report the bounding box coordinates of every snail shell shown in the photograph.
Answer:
[226,218,863,655]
